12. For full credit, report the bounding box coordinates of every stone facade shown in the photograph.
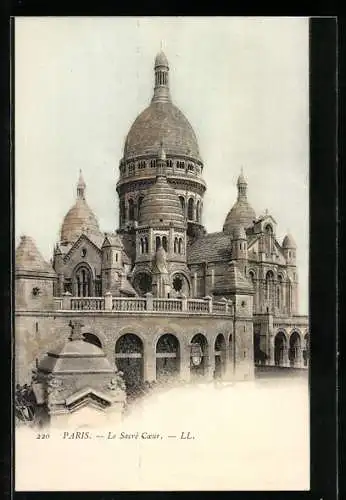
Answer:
[15,51,308,393]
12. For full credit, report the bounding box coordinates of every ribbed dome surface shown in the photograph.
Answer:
[139,175,185,227]
[124,102,200,160]
[223,200,256,234]
[60,198,102,243]
[282,233,296,248]
[233,225,247,240]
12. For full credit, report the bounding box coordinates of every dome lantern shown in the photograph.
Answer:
[152,50,171,104]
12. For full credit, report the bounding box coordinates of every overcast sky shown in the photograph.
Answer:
[15,17,309,314]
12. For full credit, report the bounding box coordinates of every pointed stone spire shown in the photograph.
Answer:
[152,49,171,104]
[77,170,86,200]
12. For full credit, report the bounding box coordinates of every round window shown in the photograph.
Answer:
[173,276,183,292]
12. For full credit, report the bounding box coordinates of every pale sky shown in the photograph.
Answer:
[15,17,309,314]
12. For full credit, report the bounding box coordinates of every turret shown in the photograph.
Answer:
[101,234,124,296]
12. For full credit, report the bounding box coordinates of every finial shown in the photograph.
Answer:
[68,320,84,341]
[160,40,163,51]
[265,208,269,215]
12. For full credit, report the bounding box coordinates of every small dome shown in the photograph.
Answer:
[232,225,247,240]
[155,50,169,67]
[139,175,184,227]
[16,235,56,276]
[282,234,296,248]
[60,198,102,243]
[223,201,256,234]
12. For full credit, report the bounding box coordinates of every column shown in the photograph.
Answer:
[62,291,72,310]
[179,343,191,382]
[143,341,156,383]
[282,346,290,367]
[269,336,275,366]
[296,346,304,368]
[205,341,215,381]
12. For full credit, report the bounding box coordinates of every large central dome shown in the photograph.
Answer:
[124,101,200,159]
[123,51,200,161]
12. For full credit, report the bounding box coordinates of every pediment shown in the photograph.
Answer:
[63,234,102,263]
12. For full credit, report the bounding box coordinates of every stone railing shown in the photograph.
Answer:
[55,292,232,315]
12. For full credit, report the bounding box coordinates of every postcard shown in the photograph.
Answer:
[14,16,310,491]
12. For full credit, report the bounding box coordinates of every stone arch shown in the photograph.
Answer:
[179,196,185,214]
[214,333,226,379]
[171,270,191,296]
[274,331,288,366]
[72,262,94,297]
[155,334,180,382]
[289,331,302,367]
[190,333,208,378]
[115,334,144,395]
[82,332,103,349]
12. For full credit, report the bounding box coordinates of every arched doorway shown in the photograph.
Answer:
[115,334,143,395]
[214,334,226,379]
[190,334,208,378]
[156,334,180,382]
[289,331,301,367]
[83,333,102,349]
[274,331,287,366]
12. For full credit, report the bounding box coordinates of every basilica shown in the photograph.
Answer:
[15,51,309,398]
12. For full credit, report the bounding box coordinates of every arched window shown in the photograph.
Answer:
[150,159,156,168]
[196,201,201,222]
[187,198,194,220]
[277,274,283,309]
[178,238,183,254]
[179,196,185,215]
[174,237,178,253]
[266,270,274,302]
[162,236,168,252]
[128,199,135,221]
[156,236,161,251]
[74,265,92,297]
[140,238,144,254]
[144,237,148,253]
[137,196,144,219]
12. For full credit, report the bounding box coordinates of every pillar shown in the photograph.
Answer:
[282,346,290,367]
[143,341,156,383]
[205,341,215,381]
[104,291,112,311]
[179,343,191,382]
[269,335,275,366]
[62,291,72,310]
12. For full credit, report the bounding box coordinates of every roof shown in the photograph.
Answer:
[223,199,256,235]
[213,261,254,295]
[60,198,102,244]
[120,277,137,296]
[139,174,185,227]
[155,50,169,68]
[282,233,297,248]
[38,339,114,374]
[123,101,200,160]
[187,232,232,264]
[16,236,56,277]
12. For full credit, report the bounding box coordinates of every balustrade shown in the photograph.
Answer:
[70,297,105,311]
[54,295,232,315]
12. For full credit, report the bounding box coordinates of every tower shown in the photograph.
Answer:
[282,233,299,314]
[101,234,124,296]
[231,225,248,274]
[223,169,256,234]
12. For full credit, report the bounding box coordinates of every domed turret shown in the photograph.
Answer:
[139,148,185,227]
[60,171,102,244]
[282,233,297,249]
[223,169,256,234]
